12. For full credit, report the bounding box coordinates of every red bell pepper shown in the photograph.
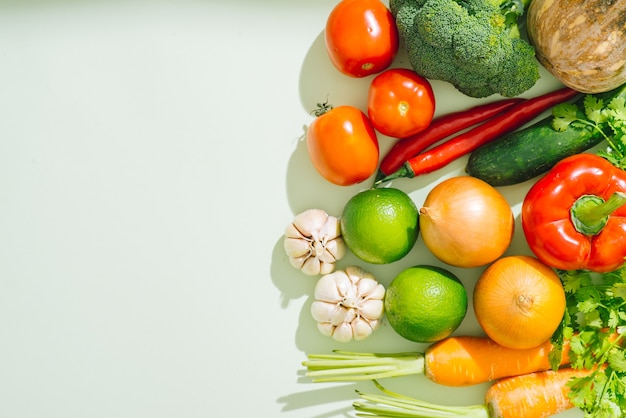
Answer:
[522,153,626,273]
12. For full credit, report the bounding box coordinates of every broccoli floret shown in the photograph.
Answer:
[390,0,539,98]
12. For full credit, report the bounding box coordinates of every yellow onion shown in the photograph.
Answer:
[419,176,514,268]
[473,255,566,349]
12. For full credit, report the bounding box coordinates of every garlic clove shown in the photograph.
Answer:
[334,271,358,303]
[332,322,354,343]
[367,283,386,301]
[290,209,329,237]
[352,317,374,341]
[320,238,346,262]
[310,300,339,323]
[283,209,346,276]
[283,237,311,257]
[330,306,356,327]
[318,261,335,275]
[345,266,376,285]
[288,254,307,270]
[313,273,343,302]
[301,257,323,276]
[359,299,384,321]
[284,223,305,240]
[316,322,334,337]
[357,277,383,297]
[319,213,342,239]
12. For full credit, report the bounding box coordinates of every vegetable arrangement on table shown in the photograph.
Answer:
[284,0,626,416]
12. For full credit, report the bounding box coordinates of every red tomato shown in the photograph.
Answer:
[367,68,436,138]
[306,105,379,186]
[324,0,399,78]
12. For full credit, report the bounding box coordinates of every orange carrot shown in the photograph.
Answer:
[485,368,590,418]
[303,335,571,387]
[353,368,592,418]
[424,335,570,386]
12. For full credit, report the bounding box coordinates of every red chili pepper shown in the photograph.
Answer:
[375,87,580,185]
[522,153,626,273]
[378,98,525,176]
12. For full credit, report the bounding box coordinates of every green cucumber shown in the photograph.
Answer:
[466,110,603,187]
[466,84,626,187]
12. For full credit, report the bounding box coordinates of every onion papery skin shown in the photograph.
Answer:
[473,255,566,350]
[419,176,514,268]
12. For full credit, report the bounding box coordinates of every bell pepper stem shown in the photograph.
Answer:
[571,192,626,235]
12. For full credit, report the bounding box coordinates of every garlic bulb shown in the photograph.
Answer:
[311,266,385,342]
[284,209,346,276]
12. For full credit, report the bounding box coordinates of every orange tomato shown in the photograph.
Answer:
[473,255,566,350]
[306,105,379,186]
[367,68,436,138]
[324,0,399,78]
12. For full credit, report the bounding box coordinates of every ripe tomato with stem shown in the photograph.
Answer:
[367,68,436,139]
[306,102,379,186]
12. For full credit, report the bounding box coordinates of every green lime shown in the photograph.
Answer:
[384,265,467,343]
[340,187,419,264]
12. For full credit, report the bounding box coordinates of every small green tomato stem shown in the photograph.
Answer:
[570,192,626,235]
[311,100,333,117]
[302,351,425,382]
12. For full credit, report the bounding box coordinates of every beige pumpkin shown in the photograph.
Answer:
[527,0,626,93]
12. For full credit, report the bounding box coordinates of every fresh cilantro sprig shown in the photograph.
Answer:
[547,90,626,415]
[551,267,626,417]
[552,94,626,168]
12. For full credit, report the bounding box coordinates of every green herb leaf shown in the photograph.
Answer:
[608,348,626,372]
[610,283,626,300]
[549,315,566,370]
[583,95,606,124]
[552,90,626,170]
[606,97,626,124]
[552,103,579,131]
[545,89,626,416]
[556,266,626,417]
[560,269,592,293]
[608,310,620,329]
